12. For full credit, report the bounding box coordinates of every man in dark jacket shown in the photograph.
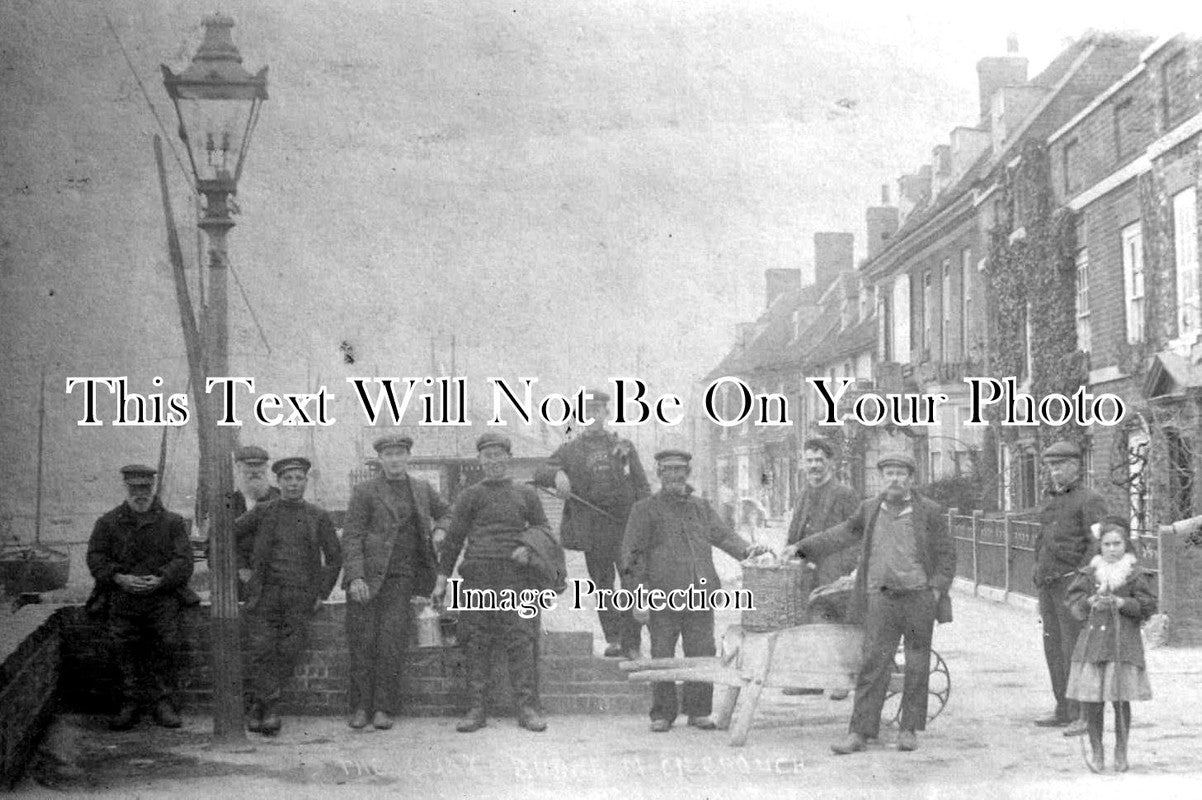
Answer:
[622,449,769,733]
[234,456,342,736]
[797,453,955,755]
[434,432,556,734]
[781,437,861,585]
[86,464,194,730]
[341,434,450,731]
[1033,440,1107,735]
[534,390,650,658]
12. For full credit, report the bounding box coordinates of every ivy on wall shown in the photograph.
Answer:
[986,139,1089,449]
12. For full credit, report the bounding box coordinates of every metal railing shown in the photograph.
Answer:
[948,509,1160,600]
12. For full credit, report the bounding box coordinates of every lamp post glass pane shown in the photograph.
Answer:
[177,96,257,182]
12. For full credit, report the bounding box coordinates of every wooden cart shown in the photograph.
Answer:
[622,623,950,746]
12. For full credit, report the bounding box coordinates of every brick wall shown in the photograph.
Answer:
[57,603,646,718]
[0,605,62,788]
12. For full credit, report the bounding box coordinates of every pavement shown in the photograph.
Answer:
[14,520,1202,798]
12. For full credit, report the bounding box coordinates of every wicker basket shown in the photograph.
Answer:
[741,561,816,631]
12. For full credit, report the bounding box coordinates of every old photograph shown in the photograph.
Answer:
[2,0,1201,797]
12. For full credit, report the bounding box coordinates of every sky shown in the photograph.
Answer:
[0,0,1196,525]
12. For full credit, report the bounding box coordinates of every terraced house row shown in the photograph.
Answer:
[704,32,1202,639]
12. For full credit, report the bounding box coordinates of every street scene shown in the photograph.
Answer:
[3,1,1202,798]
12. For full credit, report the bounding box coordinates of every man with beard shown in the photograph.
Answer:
[796,453,955,755]
[781,437,861,585]
[342,435,450,730]
[1033,440,1108,737]
[86,465,195,730]
[231,445,280,594]
[235,456,342,736]
[434,432,553,733]
[534,390,650,659]
[623,450,769,733]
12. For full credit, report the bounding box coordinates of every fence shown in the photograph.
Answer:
[948,509,1161,601]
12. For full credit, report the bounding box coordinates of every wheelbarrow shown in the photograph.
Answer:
[621,623,950,746]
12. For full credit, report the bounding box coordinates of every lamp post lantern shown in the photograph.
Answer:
[163,14,268,742]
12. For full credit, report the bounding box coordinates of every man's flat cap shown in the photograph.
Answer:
[119,464,157,485]
[234,445,270,464]
[586,389,612,404]
[803,437,837,458]
[654,449,692,466]
[1041,440,1081,461]
[876,453,917,473]
[373,434,414,454]
[272,456,312,476]
[476,432,512,454]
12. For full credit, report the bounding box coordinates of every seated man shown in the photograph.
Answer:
[86,464,195,730]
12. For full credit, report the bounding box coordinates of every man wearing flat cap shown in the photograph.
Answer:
[622,449,770,732]
[1033,439,1108,735]
[781,437,861,586]
[234,456,342,736]
[86,464,195,730]
[435,432,557,733]
[796,452,955,755]
[534,389,650,659]
[341,434,450,730]
[229,445,281,595]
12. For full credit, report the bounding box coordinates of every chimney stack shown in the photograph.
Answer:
[976,38,1028,126]
[814,232,854,288]
[866,185,900,260]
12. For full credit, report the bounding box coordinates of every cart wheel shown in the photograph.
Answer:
[881,648,950,727]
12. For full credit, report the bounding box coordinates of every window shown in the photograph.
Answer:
[1063,139,1081,194]
[1018,449,1038,510]
[1175,187,1200,338]
[893,274,911,363]
[880,289,894,361]
[1121,223,1145,344]
[961,248,972,358]
[1162,50,1189,127]
[941,259,952,361]
[1167,429,1194,522]
[1113,97,1134,160]
[922,268,933,359]
[1075,248,1091,353]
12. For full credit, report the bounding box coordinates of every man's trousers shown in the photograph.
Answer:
[108,592,182,707]
[648,609,715,722]
[346,572,415,714]
[848,589,936,737]
[1038,574,1083,722]
[245,584,313,704]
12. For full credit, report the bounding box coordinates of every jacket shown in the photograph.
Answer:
[533,430,650,551]
[85,498,198,615]
[621,486,752,595]
[1065,554,1156,669]
[785,478,861,585]
[1034,479,1107,588]
[342,475,451,596]
[234,498,343,609]
[798,492,956,625]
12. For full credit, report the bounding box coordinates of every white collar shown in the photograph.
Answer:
[1090,553,1137,593]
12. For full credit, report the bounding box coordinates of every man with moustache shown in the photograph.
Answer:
[1033,440,1108,736]
[623,450,770,733]
[795,453,955,754]
[235,457,342,736]
[231,445,281,595]
[342,435,451,731]
[86,465,195,730]
[781,437,861,586]
[534,389,650,659]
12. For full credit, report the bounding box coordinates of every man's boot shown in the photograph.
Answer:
[1085,703,1104,772]
[1113,702,1130,773]
[456,707,487,733]
[259,700,282,737]
[109,703,140,731]
[153,699,182,728]
[517,706,547,732]
[831,732,867,755]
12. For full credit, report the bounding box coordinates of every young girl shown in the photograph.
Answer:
[1065,516,1156,772]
